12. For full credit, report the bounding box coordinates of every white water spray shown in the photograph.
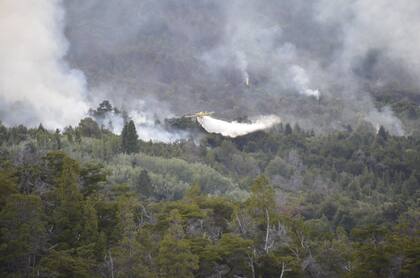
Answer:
[197,115,281,138]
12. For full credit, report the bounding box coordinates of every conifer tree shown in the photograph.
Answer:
[376,126,388,145]
[121,120,139,154]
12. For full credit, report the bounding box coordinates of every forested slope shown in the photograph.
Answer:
[0,119,419,277]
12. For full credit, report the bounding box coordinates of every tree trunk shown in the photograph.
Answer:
[280,262,285,278]
[236,214,245,234]
[264,208,270,253]
[248,253,256,278]
[108,250,115,278]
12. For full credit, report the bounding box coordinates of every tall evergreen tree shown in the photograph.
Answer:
[376,126,388,145]
[121,120,139,154]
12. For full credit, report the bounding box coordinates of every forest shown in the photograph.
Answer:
[2,0,420,277]
[0,101,419,278]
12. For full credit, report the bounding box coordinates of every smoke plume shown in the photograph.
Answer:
[289,66,320,100]
[0,0,89,129]
[197,115,281,138]
[61,0,416,136]
[2,0,419,138]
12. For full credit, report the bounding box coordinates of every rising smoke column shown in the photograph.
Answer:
[197,115,281,137]
[0,0,88,129]
[289,65,320,99]
[236,51,250,86]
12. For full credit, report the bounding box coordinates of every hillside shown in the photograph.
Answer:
[0,119,419,277]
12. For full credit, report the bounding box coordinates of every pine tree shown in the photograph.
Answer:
[376,126,388,145]
[121,120,139,154]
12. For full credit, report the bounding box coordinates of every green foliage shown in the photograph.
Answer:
[135,169,153,198]
[112,153,237,198]
[0,122,7,145]
[0,194,46,276]
[39,248,96,278]
[0,169,17,209]
[0,120,419,277]
[121,120,139,154]
[78,117,102,138]
[158,232,199,278]
[79,162,108,196]
[248,176,275,214]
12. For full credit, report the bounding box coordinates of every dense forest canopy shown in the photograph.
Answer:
[0,113,419,277]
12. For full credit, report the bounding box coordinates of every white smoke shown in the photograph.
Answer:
[201,0,322,100]
[289,65,320,99]
[236,51,250,86]
[316,0,420,81]
[365,106,405,136]
[99,111,125,133]
[197,115,281,138]
[0,0,88,129]
[129,110,190,143]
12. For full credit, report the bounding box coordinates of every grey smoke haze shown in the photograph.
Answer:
[2,0,419,136]
[0,0,89,129]
[112,100,191,142]
[62,0,419,135]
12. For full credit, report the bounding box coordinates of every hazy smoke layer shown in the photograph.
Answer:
[129,110,190,143]
[2,0,419,137]
[197,115,281,138]
[61,0,419,135]
[0,0,88,129]
[92,99,190,142]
